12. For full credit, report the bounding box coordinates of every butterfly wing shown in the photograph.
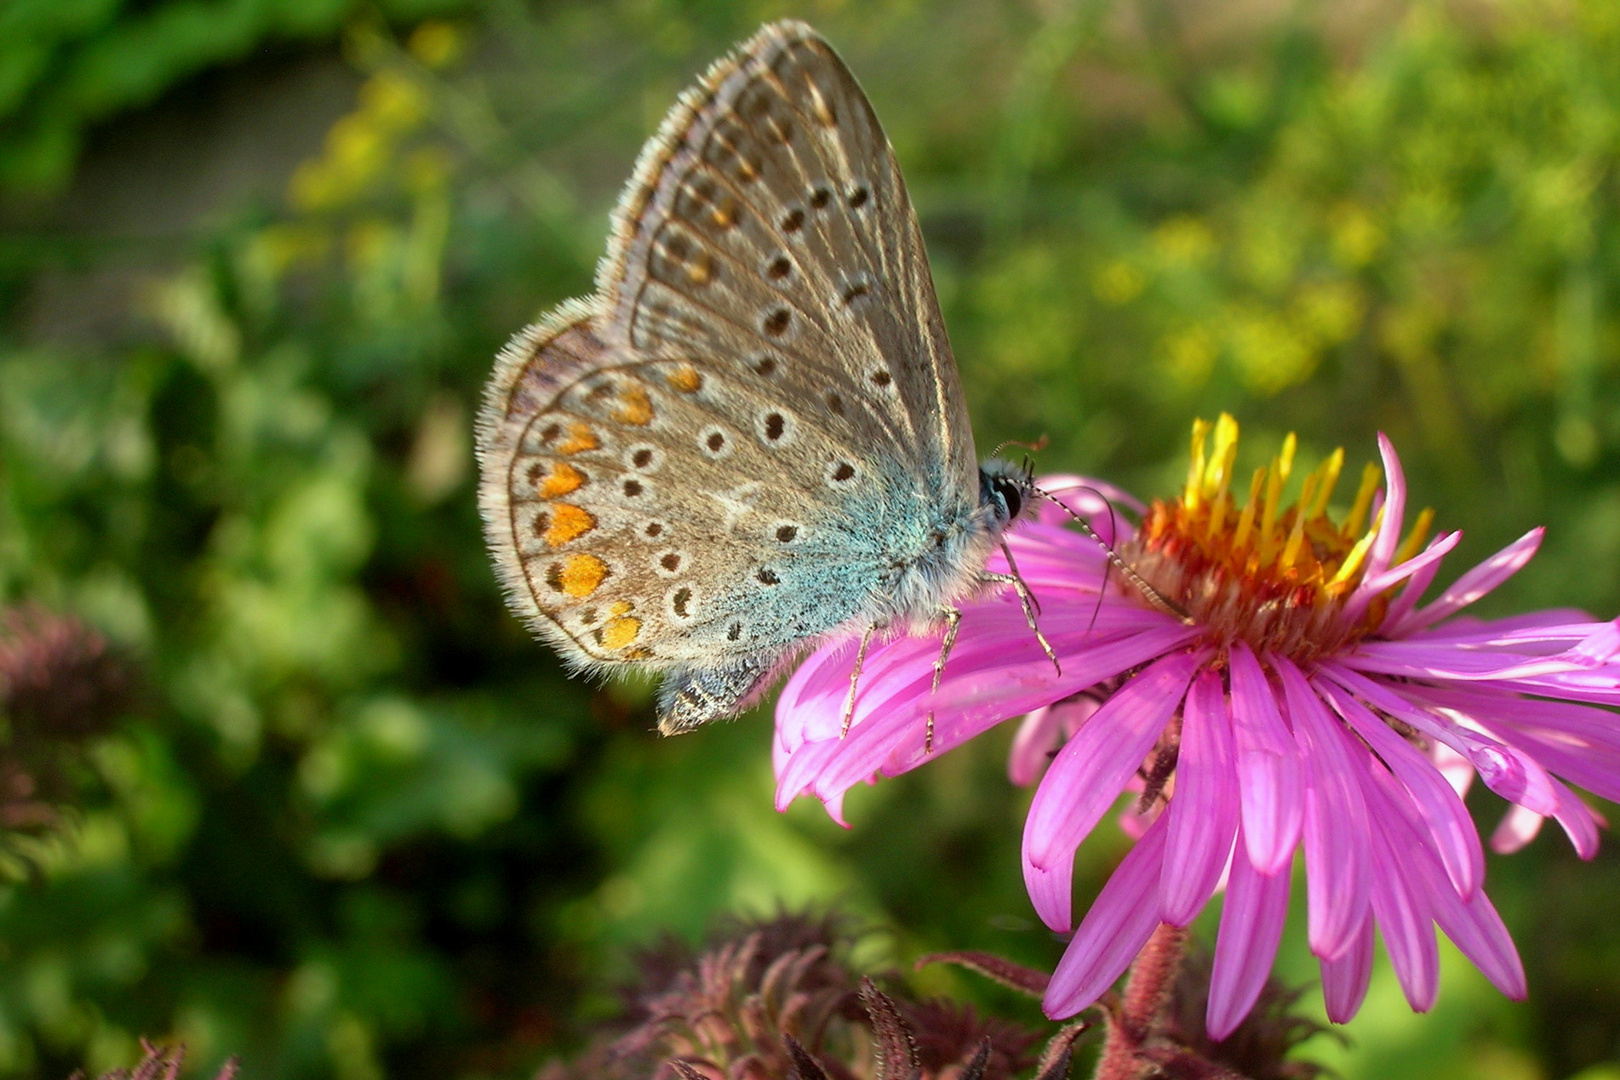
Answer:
[478,22,982,725]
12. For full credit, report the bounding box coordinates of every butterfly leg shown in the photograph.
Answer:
[840,622,885,738]
[924,607,964,754]
[982,571,1061,676]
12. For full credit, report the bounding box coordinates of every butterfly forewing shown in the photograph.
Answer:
[604,21,977,500]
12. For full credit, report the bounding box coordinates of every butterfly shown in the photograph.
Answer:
[476,20,1059,738]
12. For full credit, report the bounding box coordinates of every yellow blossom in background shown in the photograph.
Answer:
[1160,324,1218,389]
[407,21,463,69]
[1152,215,1217,267]
[1092,259,1146,305]
[1328,201,1385,267]
[1225,305,1316,395]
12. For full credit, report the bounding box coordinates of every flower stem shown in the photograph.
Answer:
[1093,922,1187,1080]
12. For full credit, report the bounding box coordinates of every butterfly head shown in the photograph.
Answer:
[978,458,1036,528]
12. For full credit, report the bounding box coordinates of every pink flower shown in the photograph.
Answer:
[774,416,1620,1037]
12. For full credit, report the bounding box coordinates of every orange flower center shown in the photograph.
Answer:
[1120,415,1432,664]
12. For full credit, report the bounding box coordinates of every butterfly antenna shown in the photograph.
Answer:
[1030,486,1194,625]
[990,434,1050,459]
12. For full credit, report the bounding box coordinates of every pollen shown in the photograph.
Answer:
[666,364,703,393]
[1121,414,1432,663]
[557,422,600,455]
[612,385,655,426]
[555,553,609,597]
[599,615,641,650]
[536,461,586,498]
[544,504,596,546]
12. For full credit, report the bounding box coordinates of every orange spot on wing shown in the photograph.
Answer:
[613,385,655,426]
[608,601,633,616]
[666,365,703,394]
[557,422,600,455]
[551,554,609,597]
[544,504,596,546]
[599,616,641,650]
[537,461,586,498]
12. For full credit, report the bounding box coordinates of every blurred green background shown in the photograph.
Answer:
[2,0,1619,1077]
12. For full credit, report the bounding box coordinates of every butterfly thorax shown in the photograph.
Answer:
[859,460,1030,629]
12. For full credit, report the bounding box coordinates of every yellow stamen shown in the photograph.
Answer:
[1343,463,1381,539]
[1308,448,1344,519]
[1394,507,1436,565]
[1185,419,1210,509]
[1232,467,1264,551]
[1281,473,1317,569]
[1260,461,1284,555]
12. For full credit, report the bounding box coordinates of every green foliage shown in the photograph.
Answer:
[1,1,1620,1079]
[0,0,470,195]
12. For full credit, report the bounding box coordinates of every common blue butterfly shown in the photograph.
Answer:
[476,20,1054,735]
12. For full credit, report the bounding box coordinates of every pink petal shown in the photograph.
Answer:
[1227,642,1305,874]
[1161,669,1239,926]
[1321,668,1562,817]
[787,620,1196,807]
[1024,845,1077,932]
[1207,837,1292,1040]
[1316,671,1483,898]
[1366,808,1439,1012]
[1379,533,1453,633]
[1344,529,1461,627]
[1008,706,1062,788]
[1277,659,1371,961]
[1491,804,1544,854]
[1009,696,1100,787]
[1367,766,1527,999]
[1358,529,1461,599]
[1359,434,1407,585]
[1025,649,1206,872]
[1432,742,1475,798]
[1396,528,1544,635]
[1347,640,1605,682]
[1550,781,1602,859]
[1043,815,1169,1018]
[1320,915,1375,1024]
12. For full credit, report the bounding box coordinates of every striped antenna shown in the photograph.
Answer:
[1029,486,1194,625]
